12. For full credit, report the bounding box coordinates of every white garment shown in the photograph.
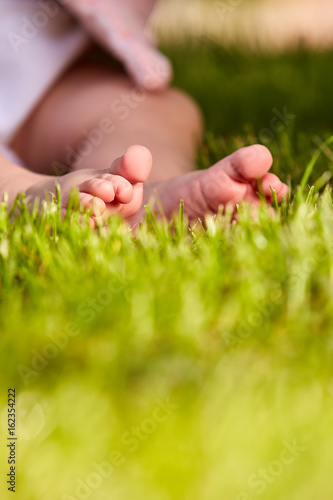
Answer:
[0,0,89,147]
[61,0,172,91]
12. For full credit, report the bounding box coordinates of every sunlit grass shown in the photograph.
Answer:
[1,44,333,500]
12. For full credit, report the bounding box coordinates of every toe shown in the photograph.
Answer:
[261,173,290,202]
[225,145,273,181]
[279,183,290,200]
[79,178,116,203]
[199,169,249,212]
[119,182,145,219]
[111,145,153,184]
[100,174,134,204]
[79,193,106,216]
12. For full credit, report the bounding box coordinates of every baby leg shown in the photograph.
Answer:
[11,62,288,223]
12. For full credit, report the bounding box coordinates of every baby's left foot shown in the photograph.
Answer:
[25,146,152,226]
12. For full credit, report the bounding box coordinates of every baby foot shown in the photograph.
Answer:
[131,145,289,224]
[26,146,152,226]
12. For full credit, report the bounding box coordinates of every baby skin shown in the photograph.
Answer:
[3,61,288,226]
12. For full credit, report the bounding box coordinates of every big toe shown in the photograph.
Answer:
[222,145,273,181]
[111,145,153,184]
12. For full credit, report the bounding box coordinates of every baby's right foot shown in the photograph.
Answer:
[130,145,289,224]
[23,145,152,226]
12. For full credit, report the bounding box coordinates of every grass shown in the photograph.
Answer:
[1,43,333,499]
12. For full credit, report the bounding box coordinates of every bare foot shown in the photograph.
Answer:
[24,145,152,226]
[130,145,289,224]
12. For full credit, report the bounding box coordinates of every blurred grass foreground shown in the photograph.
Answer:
[2,1,333,500]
